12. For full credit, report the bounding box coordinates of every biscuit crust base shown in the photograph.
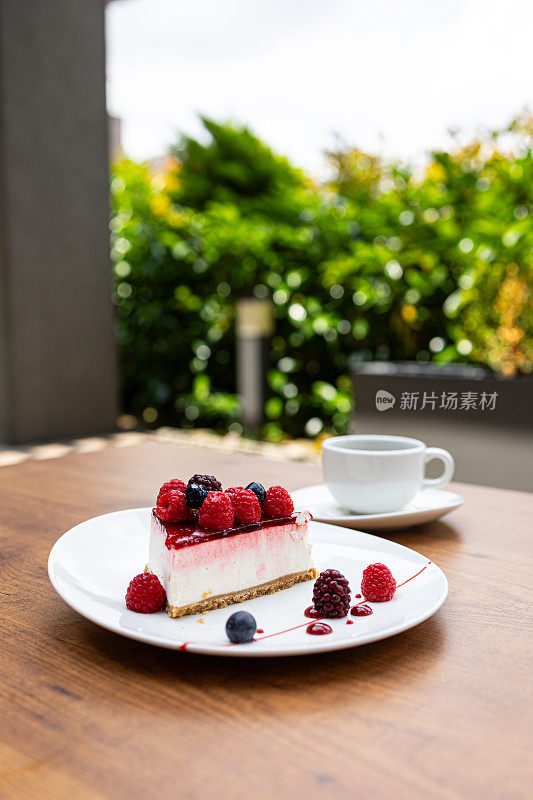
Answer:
[164,567,318,618]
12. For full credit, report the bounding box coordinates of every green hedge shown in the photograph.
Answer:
[110,116,532,439]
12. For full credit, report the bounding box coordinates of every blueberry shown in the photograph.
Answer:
[225,611,257,644]
[246,481,266,504]
[185,483,208,509]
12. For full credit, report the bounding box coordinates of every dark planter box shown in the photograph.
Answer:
[348,361,533,491]
[350,361,533,431]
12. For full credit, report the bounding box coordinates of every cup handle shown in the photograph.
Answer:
[423,447,455,489]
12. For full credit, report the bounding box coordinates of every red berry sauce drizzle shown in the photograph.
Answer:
[177,562,432,650]
[306,622,333,636]
[304,606,322,619]
[351,603,372,616]
[396,562,431,588]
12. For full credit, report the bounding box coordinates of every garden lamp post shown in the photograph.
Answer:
[236,297,274,433]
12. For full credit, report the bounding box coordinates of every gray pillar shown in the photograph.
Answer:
[236,298,274,431]
[0,0,118,443]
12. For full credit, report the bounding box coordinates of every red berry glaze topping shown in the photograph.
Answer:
[156,489,188,522]
[361,563,397,602]
[125,573,166,613]
[226,488,261,524]
[312,569,351,618]
[263,486,294,518]
[199,491,235,531]
[188,474,222,492]
[157,478,186,503]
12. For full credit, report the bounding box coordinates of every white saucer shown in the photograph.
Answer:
[291,485,464,531]
[48,508,448,657]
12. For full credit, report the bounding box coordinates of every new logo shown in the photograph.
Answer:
[375,390,395,411]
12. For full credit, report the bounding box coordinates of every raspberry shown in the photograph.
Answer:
[157,478,186,504]
[125,573,166,613]
[361,563,396,602]
[188,474,222,492]
[199,491,235,531]
[263,486,294,518]
[313,569,351,618]
[155,489,188,522]
[227,488,261,524]
[225,486,244,497]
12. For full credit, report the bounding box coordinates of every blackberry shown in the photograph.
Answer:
[185,483,209,509]
[188,474,222,492]
[245,481,266,504]
[312,569,351,618]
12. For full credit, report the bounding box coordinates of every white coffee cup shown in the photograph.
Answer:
[322,434,455,514]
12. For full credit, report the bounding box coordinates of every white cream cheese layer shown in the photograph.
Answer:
[149,513,313,609]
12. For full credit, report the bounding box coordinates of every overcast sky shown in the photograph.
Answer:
[107,0,532,175]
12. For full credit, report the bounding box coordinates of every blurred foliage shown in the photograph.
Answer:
[110,114,533,439]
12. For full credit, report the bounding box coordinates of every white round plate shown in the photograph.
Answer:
[48,508,448,657]
[291,484,464,531]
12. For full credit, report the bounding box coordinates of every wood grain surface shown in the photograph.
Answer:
[0,441,531,800]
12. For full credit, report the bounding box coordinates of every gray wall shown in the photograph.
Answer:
[0,0,118,442]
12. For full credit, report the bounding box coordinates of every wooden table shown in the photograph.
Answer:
[1,441,531,799]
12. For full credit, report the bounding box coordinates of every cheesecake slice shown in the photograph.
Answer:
[148,509,316,618]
